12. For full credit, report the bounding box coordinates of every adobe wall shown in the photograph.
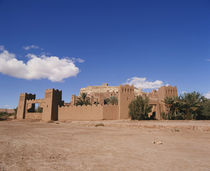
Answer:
[24,99,45,120]
[103,105,119,120]
[58,105,104,121]
[16,85,178,121]
[17,89,63,121]
[25,113,42,120]
[0,109,15,114]
[157,86,178,101]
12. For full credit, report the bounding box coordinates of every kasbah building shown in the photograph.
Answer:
[17,83,178,121]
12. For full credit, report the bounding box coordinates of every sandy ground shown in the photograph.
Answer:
[0,120,210,171]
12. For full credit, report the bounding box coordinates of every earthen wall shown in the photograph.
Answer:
[103,105,119,120]
[58,105,104,121]
[0,109,15,114]
[25,113,42,120]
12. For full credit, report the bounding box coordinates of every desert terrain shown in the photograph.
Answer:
[0,120,210,171]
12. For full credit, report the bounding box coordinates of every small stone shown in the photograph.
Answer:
[95,123,104,127]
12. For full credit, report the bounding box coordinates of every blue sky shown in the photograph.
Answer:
[0,0,209,108]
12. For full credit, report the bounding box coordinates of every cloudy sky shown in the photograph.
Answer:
[0,0,209,108]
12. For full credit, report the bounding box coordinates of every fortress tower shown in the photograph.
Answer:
[17,89,63,121]
[42,89,63,121]
[17,93,36,119]
[118,85,135,119]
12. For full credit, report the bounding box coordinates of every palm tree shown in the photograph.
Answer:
[75,93,91,106]
[164,97,180,119]
[201,99,210,119]
[180,92,205,119]
[164,92,206,120]
[129,95,152,120]
[104,96,118,105]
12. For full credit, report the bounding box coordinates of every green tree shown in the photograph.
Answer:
[164,92,207,120]
[129,96,152,120]
[164,97,182,119]
[75,93,91,106]
[180,92,205,119]
[200,99,210,120]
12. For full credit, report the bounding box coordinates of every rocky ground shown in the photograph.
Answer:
[0,120,210,171]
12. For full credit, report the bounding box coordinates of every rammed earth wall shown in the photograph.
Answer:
[25,113,42,120]
[58,105,104,121]
[58,104,119,121]
[103,105,119,120]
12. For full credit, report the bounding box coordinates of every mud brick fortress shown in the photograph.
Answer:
[17,83,177,121]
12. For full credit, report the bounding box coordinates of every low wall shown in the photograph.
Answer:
[0,109,15,114]
[103,105,119,120]
[58,105,104,121]
[25,113,42,120]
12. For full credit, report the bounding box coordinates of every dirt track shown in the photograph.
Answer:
[0,120,210,171]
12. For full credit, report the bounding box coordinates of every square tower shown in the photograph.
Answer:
[42,89,63,121]
[118,85,135,119]
[17,93,36,119]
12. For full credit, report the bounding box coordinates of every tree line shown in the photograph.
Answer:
[129,92,210,120]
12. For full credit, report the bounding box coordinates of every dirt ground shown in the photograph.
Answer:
[0,120,210,171]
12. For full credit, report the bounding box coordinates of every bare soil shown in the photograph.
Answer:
[0,120,210,171]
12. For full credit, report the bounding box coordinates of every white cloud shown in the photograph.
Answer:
[0,48,80,82]
[0,45,4,51]
[72,57,85,63]
[0,104,13,109]
[205,92,210,99]
[126,77,164,89]
[181,91,187,94]
[23,45,40,50]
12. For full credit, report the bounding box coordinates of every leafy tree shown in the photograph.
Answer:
[75,93,91,106]
[129,95,152,120]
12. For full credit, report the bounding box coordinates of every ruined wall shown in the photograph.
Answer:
[58,105,104,121]
[24,99,45,120]
[103,105,119,120]
[17,89,63,121]
[17,93,36,119]
[118,85,135,119]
